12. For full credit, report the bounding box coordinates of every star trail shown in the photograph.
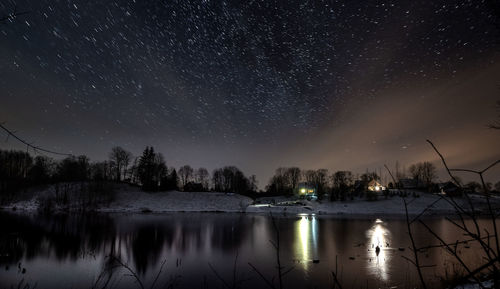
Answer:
[1,0,499,185]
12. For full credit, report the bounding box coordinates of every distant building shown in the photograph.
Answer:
[367,179,386,192]
[297,182,317,200]
[438,182,461,196]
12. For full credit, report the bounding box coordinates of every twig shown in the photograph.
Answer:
[419,220,486,288]
[404,199,428,289]
[0,123,73,156]
[208,263,232,289]
[109,255,145,289]
[248,262,276,289]
[150,259,166,289]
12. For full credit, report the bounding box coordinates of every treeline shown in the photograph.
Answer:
[266,167,380,201]
[0,146,258,200]
[3,147,499,202]
[266,162,500,200]
[127,146,258,194]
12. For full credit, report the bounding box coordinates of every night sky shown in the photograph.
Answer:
[1,0,499,186]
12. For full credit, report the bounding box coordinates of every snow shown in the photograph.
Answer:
[246,193,465,216]
[99,185,253,213]
[1,183,498,218]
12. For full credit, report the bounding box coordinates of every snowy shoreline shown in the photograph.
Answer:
[2,183,497,218]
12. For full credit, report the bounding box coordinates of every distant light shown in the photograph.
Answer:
[301,188,306,193]
[375,186,380,191]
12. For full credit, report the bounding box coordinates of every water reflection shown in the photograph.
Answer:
[0,212,253,276]
[293,215,318,271]
[366,218,391,281]
[0,212,491,289]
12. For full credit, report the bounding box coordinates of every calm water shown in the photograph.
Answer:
[0,211,491,289]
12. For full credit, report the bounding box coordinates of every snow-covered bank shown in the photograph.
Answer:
[247,193,478,216]
[100,186,253,213]
[1,183,498,217]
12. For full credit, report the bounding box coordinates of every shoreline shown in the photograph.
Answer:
[1,184,496,219]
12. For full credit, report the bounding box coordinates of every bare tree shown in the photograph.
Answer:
[409,161,437,188]
[109,146,132,181]
[330,171,353,200]
[248,174,258,192]
[178,165,193,190]
[195,167,209,191]
[303,170,316,184]
[285,167,301,192]
[212,168,224,191]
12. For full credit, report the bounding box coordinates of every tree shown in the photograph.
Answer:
[109,146,132,181]
[248,174,258,192]
[28,156,54,185]
[154,153,167,188]
[195,167,209,191]
[495,181,500,192]
[409,161,437,188]
[56,155,89,182]
[91,161,112,181]
[285,167,301,193]
[161,168,179,191]
[465,181,481,193]
[330,171,353,201]
[267,168,288,195]
[212,166,250,194]
[303,170,316,185]
[315,169,329,199]
[178,165,194,190]
[212,168,224,191]
[137,147,156,191]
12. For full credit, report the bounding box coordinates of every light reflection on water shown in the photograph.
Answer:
[0,212,493,289]
[366,218,391,281]
[293,215,318,271]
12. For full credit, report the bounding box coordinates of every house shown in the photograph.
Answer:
[367,179,386,192]
[438,182,461,196]
[297,182,317,200]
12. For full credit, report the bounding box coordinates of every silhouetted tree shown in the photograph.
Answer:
[56,155,89,182]
[330,170,353,201]
[195,167,209,191]
[212,168,224,191]
[28,156,54,185]
[178,165,194,190]
[285,167,301,193]
[409,161,437,189]
[211,166,250,194]
[248,174,258,192]
[91,161,112,181]
[137,147,157,191]
[465,181,481,193]
[267,168,290,195]
[0,150,33,197]
[161,168,179,191]
[108,146,132,181]
[315,169,329,199]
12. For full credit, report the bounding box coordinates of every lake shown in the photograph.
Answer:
[0,211,492,288]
